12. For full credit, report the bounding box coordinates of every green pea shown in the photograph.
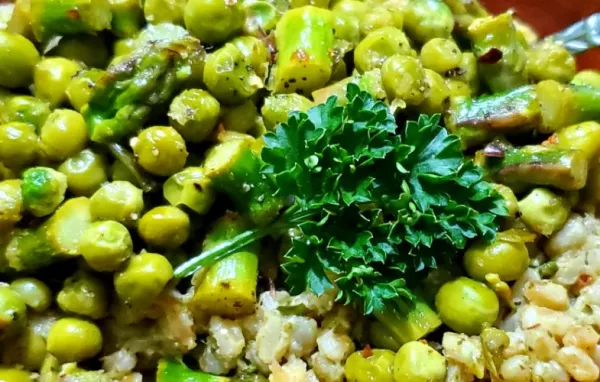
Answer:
[1,96,51,130]
[138,206,190,248]
[132,126,188,177]
[354,27,413,73]
[435,277,499,335]
[113,38,136,57]
[80,221,133,272]
[21,167,67,217]
[518,188,570,236]
[221,100,259,134]
[572,70,600,89]
[344,349,395,382]
[184,0,245,45]
[65,69,104,113]
[0,179,23,233]
[0,284,27,341]
[0,123,37,170]
[58,149,108,197]
[381,54,427,105]
[403,0,454,44]
[144,0,186,25]
[0,368,33,382]
[464,232,529,282]
[527,39,576,83]
[163,167,216,214]
[420,69,450,114]
[10,278,52,312]
[114,253,174,305]
[359,2,403,37]
[168,89,220,143]
[39,109,88,161]
[46,318,102,363]
[420,38,462,74]
[1,328,46,371]
[393,341,446,382]
[57,271,108,319]
[90,181,144,226]
[48,35,109,68]
[0,31,40,89]
[33,57,82,108]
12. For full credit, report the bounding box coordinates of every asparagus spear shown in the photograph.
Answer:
[468,13,528,93]
[84,33,203,143]
[30,0,113,41]
[190,213,259,318]
[446,81,600,148]
[157,359,230,382]
[203,139,283,226]
[481,139,588,191]
[272,6,335,95]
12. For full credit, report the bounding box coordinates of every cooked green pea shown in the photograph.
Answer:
[46,318,102,363]
[446,52,479,93]
[261,94,314,130]
[58,149,108,197]
[80,220,133,272]
[163,167,215,214]
[527,39,576,83]
[0,123,37,170]
[90,181,144,225]
[518,188,570,236]
[168,89,220,143]
[393,341,446,382]
[359,2,403,37]
[1,328,46,371]
[113,38,136,57]
[144,0,186,25]
[110,0,144,37]
[420,38,462,74]
[0,179,23,233]
[331,1,365,45]
[10,278,52,312]
[446,79,471,98]
[33,58,82,108]
[39,109,88,161]
[0,284,27,341]
[572,70,600,89]
[21,167,67,217]
[48,35,109,68]
[354,27,413,73]
[1,96,51,129]
[435,277,499,335]
[382,54,427,105]
[184,0,245,45]
[66,69,104,113]
[222,100,259,134]
[403,0,454,43]
[0,368,33,382]
[57,271,108,319]
[420,69,450,114]
[464,232,529,282]
[345,349,395,382]
[138,206,190,248]
[114,252,174,305]
[0,31,40,89]
[203,37,269,104]
[132,126,188,177]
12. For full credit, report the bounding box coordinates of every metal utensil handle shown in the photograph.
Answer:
[549,13,600,54]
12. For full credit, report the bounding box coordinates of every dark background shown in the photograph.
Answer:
[483,0,600,69]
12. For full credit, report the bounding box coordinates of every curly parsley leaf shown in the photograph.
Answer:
[263,83,507,314]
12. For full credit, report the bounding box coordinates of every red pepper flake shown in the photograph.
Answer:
[362,344,373,358]
[478,48,503,64]
[571,273,594,295]
[543,135,559,145]
[66,9,81,20]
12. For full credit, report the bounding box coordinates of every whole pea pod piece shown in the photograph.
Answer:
[273,6,335,95]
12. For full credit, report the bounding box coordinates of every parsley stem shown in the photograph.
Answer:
[173,207,320,278]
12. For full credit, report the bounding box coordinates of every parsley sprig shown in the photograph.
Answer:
[175,84,507,314]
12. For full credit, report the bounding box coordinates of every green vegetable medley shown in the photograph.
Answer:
[0,0,598,380]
